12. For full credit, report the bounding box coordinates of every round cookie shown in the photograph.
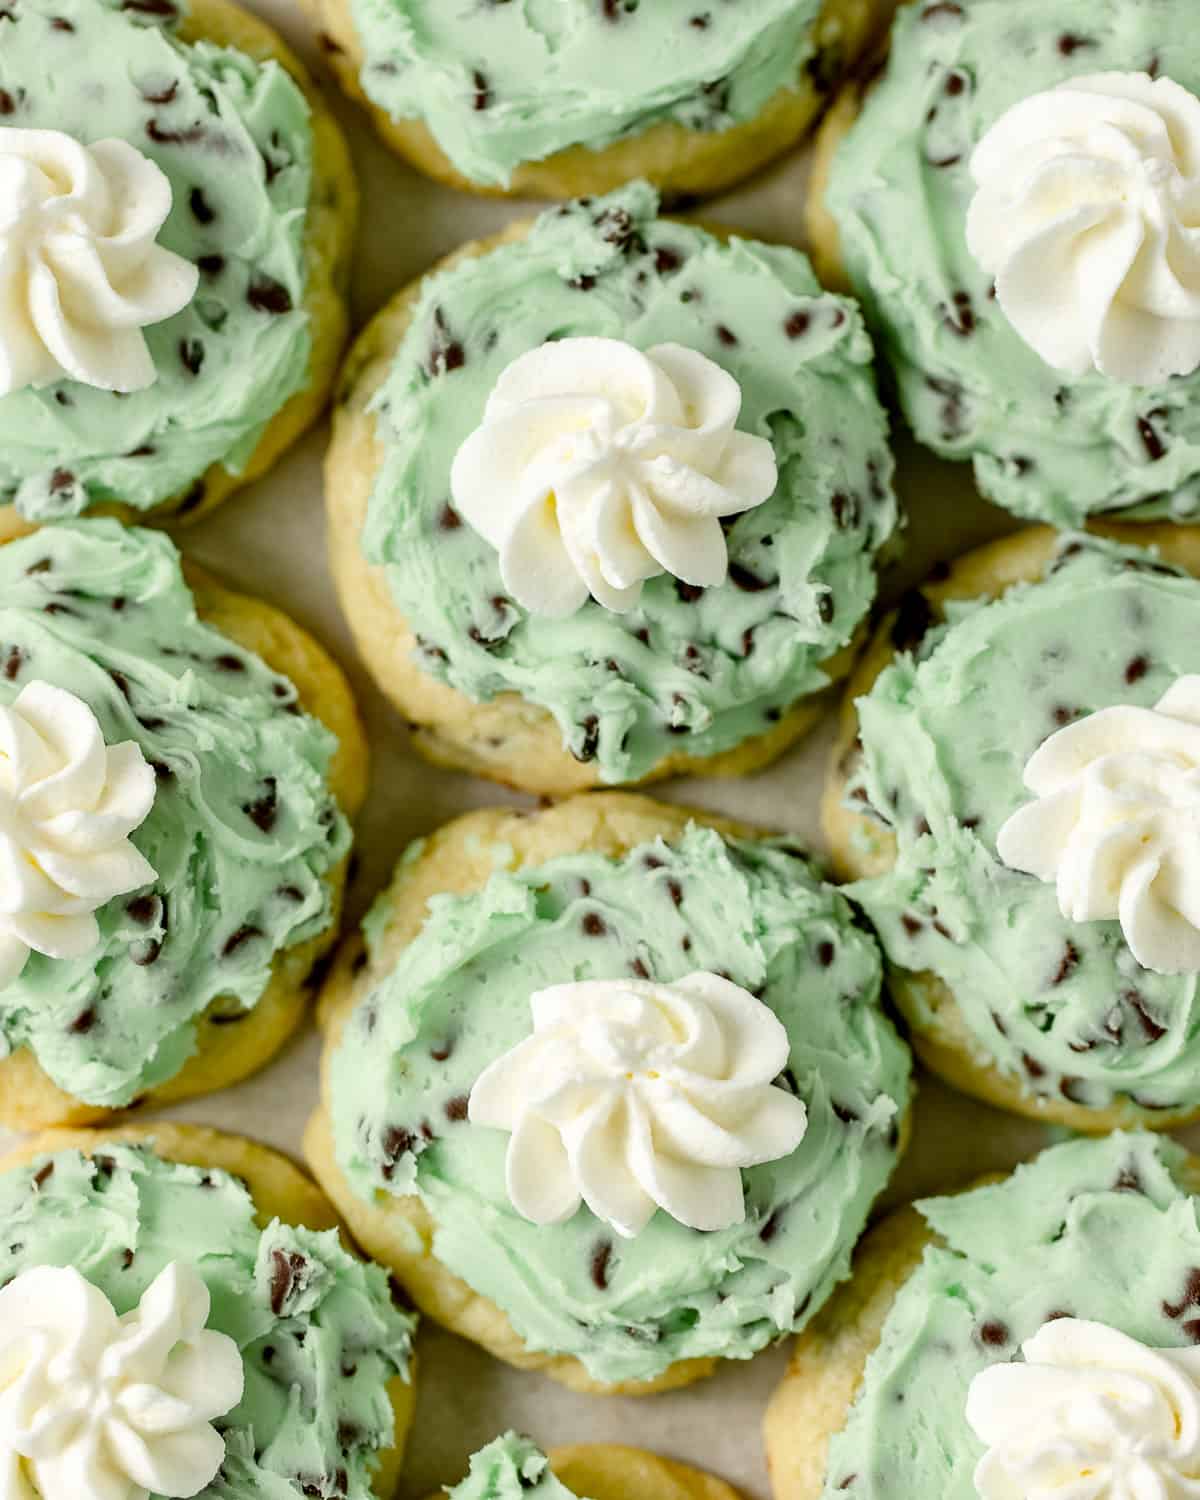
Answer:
[763,1132,1200,1499]
[808,0,1200,525]
[300,0,895,201]
[0,1123,415,1500]
[432,1434,743,1500]
[327,184,900,797]
[0,0,357,526]
[825,522,1200,1132]
[306,792,912,1395]
[0,518,368,1130]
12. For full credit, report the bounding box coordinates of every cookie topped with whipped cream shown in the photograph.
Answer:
[818,0,1200,525]
[0,0,356,523]
[440,1434,744,1500]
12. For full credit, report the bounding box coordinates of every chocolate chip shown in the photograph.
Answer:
[979,1320,1009,1347]
[198,254,225,277]
[901,913,923,937]
[69,1005,97,1034]
[1125,655,1150,684]
[666,879,683,907]
[247,276,293,315]
[1057,31,1094,56]
[715,324,738,347]
[140,77,178,105]
[472,69,490,109]
[444,1095,469,1122]
[590,1239,613,1289]
[1126,990,1167,1042]
[189,186,215,224]
[33,1163,54,1190]
[2,646,24,682]
[832,1100,860,1124]
[221,925,262,958]
[269,1249,308,1315]
[243,777,278,833]
[655,247,683,276]
[759,1206,785,1242]
[582,912,607,937]
[785,310,811,339]
[179,338,204,376]
[1164,1268,1200,1319]
[214,653,245,673]
[728,562,770,592]
[429,1037,455,1062]
[437,502,462,532]
[1138,413,1167,461]
[1051,942,1079,986]
[0,91,14,116]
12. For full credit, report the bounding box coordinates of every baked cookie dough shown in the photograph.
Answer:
[300,0,895,200]
[0,1123,415,1500]
[825,523,1200,1131]
[0,0,357,525]
[764,1131,1200,1499]
[306,793,911,1394]
[434,1434,743,1500]
[0,518,367,1131]
[327,184,900,797]
[810,0,1200,525]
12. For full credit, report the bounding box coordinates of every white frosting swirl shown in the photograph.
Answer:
[965,71,1200,385]
[0,1260,244,1500]
[0,129,198,396]
[967,1317,1200,1499]
[449,336,778,617]
[0,680,157,987]
[468,971,808,1239]
[996,675,1200,975]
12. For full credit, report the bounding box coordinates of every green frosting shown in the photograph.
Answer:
[821,1132,1200,1497]
[347,0,826,188]
[0,0,315,520]
[0,1143,414,1500]
[365,184,899,785]
[446,1437,578,1500]
[0,519,349,1107]
[827,0,1200,524]
[848,535,1200,1114]
[331,822,910,1385]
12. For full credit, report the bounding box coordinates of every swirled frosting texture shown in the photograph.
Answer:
[451,339,777,617]
[0,1144,414,1500]
[966,73,1200,387]
[819,1133,1200,1499]
[348,0,824,188]
[847,536,1200,1115]
[0,0,314,518]
[332,823,908,1384]
[0,1261,243,1500]
[0,520,349,1108]
[469,973,808,1238]
[967,1318,1200,1500]
[446,1437,576,1500]
[0,130,198,396]
[827,0,1200,524]
[365,184,898,783]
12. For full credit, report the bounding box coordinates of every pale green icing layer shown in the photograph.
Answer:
[347,0,826,188]
[0,0,315,519]
[0,1143,414,1500]
[447,1437,578,1500]
[827,0,1200,524]
[332,822,910,1385]
[821,1132,1200,1497]
[364,184,899,785]
[0,520,349,1107]
[848,535,1200,1114]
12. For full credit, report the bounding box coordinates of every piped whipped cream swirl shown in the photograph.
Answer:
[967,1317,1200,1499]
[0,1259,243,1500]
[996,675,1200,975]
[0,129,198,396]
[966,71,1200,385]
[468,971,808,1239]
[0,681,157,987]
[450,337,778,617]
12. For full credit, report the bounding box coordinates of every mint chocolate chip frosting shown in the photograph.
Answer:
[827,0,1200,524]
[0,0,314,520]
[331,822,910,1386]
[445,1437,576,1500]
[364,183,899,785]
[0,1143,414,1500]
[0,520,349,1107]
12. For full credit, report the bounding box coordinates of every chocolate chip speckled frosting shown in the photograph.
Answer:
[827,0,1200,524]
[444,1437,575,1500]
[847,535,1200,1115]
[365,183,899,785]
[0,0,314,520]
[0,1143,414,1500]
[331,823,910,1385]
[820,1133,1200,1498]
[0,520,349,1108]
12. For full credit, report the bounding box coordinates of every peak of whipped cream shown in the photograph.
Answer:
[0,1259,243,1500]
[468,970,808,1239]
[0,680,158,986]
[967,1317,1200,1499]
[450,336,779,617]
[0,129,199,396]
[996,674,1200,974]
[966,71,1200,386]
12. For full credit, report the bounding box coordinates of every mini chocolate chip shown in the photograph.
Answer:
[50,14,75,27]
[189,186,215,224]
[655,247,682,275]
[573,714,600,763]
[901,913,923,936]
[0,90,14,116]
[582,912,607,937]
[69,1005,97,1034]
[1138,413,1167,461]
[438,502,462,531]
[221,925,262,958]
[197,254,225,277]
[979,1320,1009,1347]
[1125,655,1150,684]
[179,338,204,376]
[715,324,738,347]
[243,777,279,833]
[1057,31,1094,55]
[1126,990,1167,1042]
[247,276,293,315]
[590,1239,613,1289]
[728,562,770,592]
[269,1249,308,1315]
[214,653,245,673]
[3,646,24,682]
[1052,942,1079,986]
[471,68,491,109]
[785,310,810,339]
[816,940,835,967]
[1164,1268,1200,1318]
[444,1095,469,1121]
[33,1163,54,1190]
[759,1206,785,1243]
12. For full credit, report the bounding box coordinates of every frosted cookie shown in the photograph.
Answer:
[299,0,894,201]
[328,183,900,797]
[433,1434,742,1500]
[0,0,357,526]
[764,1132,1200,1499]
[306,793,912,1395]
[825,523,1200,1131]
[0,1123,415,1500]
[0,518,367,1130]
[810,0,1200,525]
